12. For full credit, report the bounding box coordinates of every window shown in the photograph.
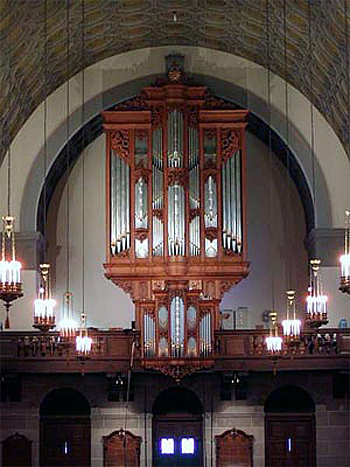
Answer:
[160,438,174,455]
[181,437,195,454]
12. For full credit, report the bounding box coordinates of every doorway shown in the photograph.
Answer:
[40,388,91,467]
[265,385,316,467]
[152,387,203,467]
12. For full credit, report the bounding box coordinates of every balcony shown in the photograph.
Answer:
[0,328,348,375]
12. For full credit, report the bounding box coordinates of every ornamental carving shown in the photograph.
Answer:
[145,359,214,383]
[203,93,238,110]
[111,130,130,161]
[168,168,188,187]
[135,228,148,243]
[114,94,149,111]
[187,105,199,127]
[151,106,164,129]
[152,209,163,221]
[221,129,241,162]
[114,280,134,299]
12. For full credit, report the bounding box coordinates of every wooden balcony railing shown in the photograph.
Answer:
[0,328,349,374]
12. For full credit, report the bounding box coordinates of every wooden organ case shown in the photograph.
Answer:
[103,57,250,380]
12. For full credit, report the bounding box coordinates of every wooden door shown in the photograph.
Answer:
[216,429,253,467]
[103,430,141,466]
[265,415,316,467]
[2,433,32,467]
[153,414,202,467]
[40,417,90,467]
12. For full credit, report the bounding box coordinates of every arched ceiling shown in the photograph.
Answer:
[0,0,348,163]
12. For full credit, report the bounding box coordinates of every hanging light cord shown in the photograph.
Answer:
[283,0,292,290]
[266,0,275,312]
[66,0,70,292]
[43,0,48,260]
[81,0,85,315]
[345,0,350,154]
[308,0,316,211]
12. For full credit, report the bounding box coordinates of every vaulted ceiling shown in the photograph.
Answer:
[0,0,348,163]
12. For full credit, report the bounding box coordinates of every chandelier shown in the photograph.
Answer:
[339,210,350,294]
[76,312,92,360]
[59,291,77,339]
[306,259,328,327]
[33,1,56,333]
[0,216,23,328]
[282,290,301,339]
[266,311,282,353]
[33,263,55,332]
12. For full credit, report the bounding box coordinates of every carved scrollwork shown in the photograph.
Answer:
[114,93,149,111]
[205,227,218,242]
[152,209,163,221]
[221,129,241,162]
[145,360,214,383]
[114,280,134,299]
[151,106,164,129]
[187,105,199,127]
[111,130,130,161]
[203,92,238,110]
[135,228,148,243]
[168,168,188,186]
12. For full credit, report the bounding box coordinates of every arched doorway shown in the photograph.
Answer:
[152,387,203,467]
[40,388,91,466]
[264,385,316,467]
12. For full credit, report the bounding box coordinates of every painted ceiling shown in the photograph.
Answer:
[0,0,348,163]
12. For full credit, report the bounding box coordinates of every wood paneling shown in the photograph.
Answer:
[216,429,253,467]
[103,430,141,467]
[2,433,32,467]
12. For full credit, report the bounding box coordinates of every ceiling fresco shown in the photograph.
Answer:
[0,0,348,162]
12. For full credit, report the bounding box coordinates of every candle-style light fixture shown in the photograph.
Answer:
[75,0,92,362]
[58,0,77,338]
[266,311,283,353]
[282,290,301,339]
[305,0,329,327]
[339,210,350,294]
[264,0,282,356]
[306,259,328,327]
[33,263,55,332]
[33,0,57,332]
[280,0,302,340]
[0,37,23,327]
[76,312,92,360]
[339,1,350,294]
[0,216,23,328]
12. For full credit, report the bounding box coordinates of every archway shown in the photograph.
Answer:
[152,387,203,466]
[40,388,91,467]
[264,385,316,467]
[2,433,32,467]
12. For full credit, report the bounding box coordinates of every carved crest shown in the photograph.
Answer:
[111,130,130,161]
[221,129,241,162]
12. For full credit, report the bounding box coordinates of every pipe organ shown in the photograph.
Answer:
[103,56,250,379]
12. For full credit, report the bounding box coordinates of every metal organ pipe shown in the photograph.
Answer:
[236,151,242,252]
